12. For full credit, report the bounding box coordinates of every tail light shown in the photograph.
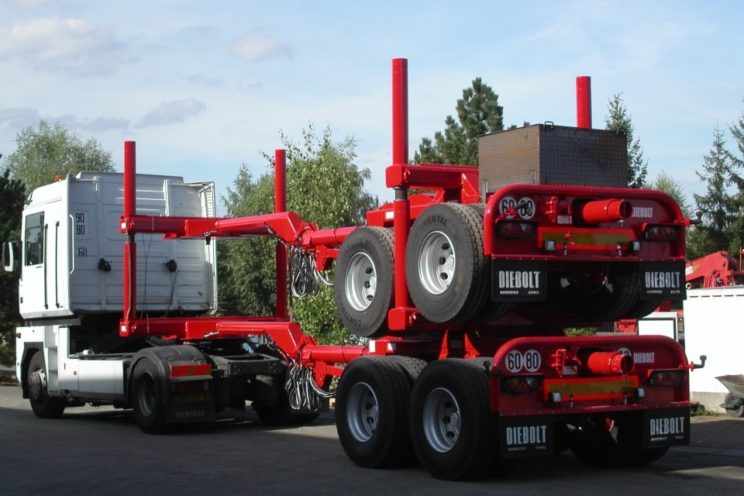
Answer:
[647,370,684,386]
[501,375,543,394]
[496,221,536,240]
[643,224,679,242]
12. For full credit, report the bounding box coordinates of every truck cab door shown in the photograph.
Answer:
[19,210,46,317]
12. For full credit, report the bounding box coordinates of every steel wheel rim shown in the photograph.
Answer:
[138,374,156,417]
[418,231,455,295]
[345,252,377,311]
[422,387,461,453]
[346,382,379,442]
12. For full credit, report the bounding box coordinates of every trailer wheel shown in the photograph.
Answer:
[724,393,744,418]
[131,359,166,434]
[410,359,495,480]
[335,227,394,337]
[557,267,641,321]
[406,203,490,323]
[625,298,663,319]
[336,356,414,467]
[570,413,645,467]
[27,351,65,419]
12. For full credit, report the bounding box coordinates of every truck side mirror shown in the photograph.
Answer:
[3,241,19,272]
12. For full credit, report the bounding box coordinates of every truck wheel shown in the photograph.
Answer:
[335,227,394,337]
[558,268,641,321]
[335,356,414,467]
[131,359,166,434]
[410,359,495,480]
[724,393,744,418]
[406,203,489,323]
[625,298,662,319]
[27,351,65,418]
[570,413,644,467]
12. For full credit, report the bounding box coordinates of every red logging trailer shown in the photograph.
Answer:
[11,59,702,480]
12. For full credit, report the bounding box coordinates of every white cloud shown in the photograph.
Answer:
[0,17,126,76]
[232,34,292,61]
[182,73,225,88]
[137,98,206,128]
[0,107,129,132]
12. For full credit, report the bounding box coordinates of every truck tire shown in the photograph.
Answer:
[406,203,489,323]
[410,359,495,480]
[557,267,641,321]
[27,351,65,418]
[335,356,414,467]
[570,413,645,467]
[335,228,394,337]
[467,203,512,323]
[131,358,167,434]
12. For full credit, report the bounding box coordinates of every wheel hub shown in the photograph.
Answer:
[418,231,456,295]
[422,387,461,453]
[346,253,377,311]
[346,382,379,442]
[29,369,45,401]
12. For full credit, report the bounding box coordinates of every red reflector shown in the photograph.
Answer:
[170,363,212,378]
[501,375,543,394]
[497,221,535,240]
[647,370,683,386]
[643,224,679,242]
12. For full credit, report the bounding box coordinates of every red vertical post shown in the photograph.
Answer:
[392,58,408,165]
[576,75,592,129]
[392,58,411,310]
[122,141,137,333]
[275,149,288,319]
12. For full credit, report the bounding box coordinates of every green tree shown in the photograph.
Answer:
[651,170,691,218]
[414,78,503,165]
[219,125,376,344]
[0,169,26,365]
[2,121,114,193]
[726,108,744,254]
[605,94,648,188]
[689,126,735,258]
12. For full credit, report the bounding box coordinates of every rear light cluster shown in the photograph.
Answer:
[643,224,679,242]
[647,370,684,386]
[496,221,536,239]
[501,375,543,394]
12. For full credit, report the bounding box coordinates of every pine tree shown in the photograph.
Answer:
[414,78,503,165]
[726,108,744,254]
[605,94,648,188]
[689,126,735,258]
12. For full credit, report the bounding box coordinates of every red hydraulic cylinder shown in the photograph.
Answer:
[585,350,633,375]
[123,141,137,327]
[392,58,410,310]
[576,76,592,129]
[275,149,288,319]
[580,198,632,224]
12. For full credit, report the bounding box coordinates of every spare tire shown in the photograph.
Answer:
[405,203,488,323]
[334,227,394,337]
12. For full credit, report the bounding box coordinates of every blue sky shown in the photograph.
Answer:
[0,0,742,210]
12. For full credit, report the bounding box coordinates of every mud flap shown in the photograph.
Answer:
[644,407,689,448]
[499,415,554,458]
[640,261,686,300]
[492,261,548,302]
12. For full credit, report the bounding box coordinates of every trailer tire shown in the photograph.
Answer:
[336,356,414,467]
[410,359,495,480]
[724,393,744,418]
[335,227,395,337]
[570,413,645,467]
[406,203,489,323]
[558,267,641,321]
[27,351,65,419]
[131,359,167,434]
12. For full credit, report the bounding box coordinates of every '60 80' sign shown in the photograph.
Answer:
[504,349,542,373]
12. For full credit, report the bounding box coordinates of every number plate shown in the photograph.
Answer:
[644,407,690,448]
[492,261,547,301]
[640,261,686,299]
